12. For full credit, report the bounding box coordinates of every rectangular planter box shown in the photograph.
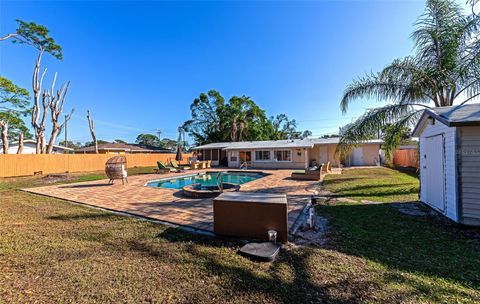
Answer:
[213,192,288,243]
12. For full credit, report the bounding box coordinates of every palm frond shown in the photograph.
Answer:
[340,73,411,113]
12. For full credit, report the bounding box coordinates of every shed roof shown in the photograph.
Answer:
[412,103,480,136]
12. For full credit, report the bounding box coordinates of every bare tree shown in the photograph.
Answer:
[87,110,98,154]
[0,120,8,154]
[11,20,63,153]
[46,74,73,154]
[16,133,23,154]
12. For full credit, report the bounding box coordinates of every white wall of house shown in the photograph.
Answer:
[227,148,307,169]
[418,121,458,222]
[0,142,69,154]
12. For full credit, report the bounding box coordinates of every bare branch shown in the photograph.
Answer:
[0,33,18,41]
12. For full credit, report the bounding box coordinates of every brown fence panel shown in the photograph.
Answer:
[393,149,419,169]
[0,153,192,178]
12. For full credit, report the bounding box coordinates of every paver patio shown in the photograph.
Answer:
[24,169,323,236]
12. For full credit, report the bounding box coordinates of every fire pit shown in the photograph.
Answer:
[182,182,239,198]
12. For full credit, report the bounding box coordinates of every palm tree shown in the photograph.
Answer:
[339,0,480,157]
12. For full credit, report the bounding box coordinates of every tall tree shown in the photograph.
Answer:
[135,134,161,146]
[183,90,225,144]
[0,76,30,154]
[339,0,480,156]
[46,74,74,154]
[87,110,98,153]
[160,138,178,150]
[11,20,63,153]
[184,90,309,145]
[267,114,305,140]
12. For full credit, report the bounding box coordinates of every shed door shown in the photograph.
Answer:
[424,135,445,212]
[352,147,364,166]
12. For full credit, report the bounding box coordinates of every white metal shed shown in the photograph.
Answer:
[413,103,480,225]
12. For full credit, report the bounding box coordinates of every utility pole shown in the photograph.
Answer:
[156,129,162,147]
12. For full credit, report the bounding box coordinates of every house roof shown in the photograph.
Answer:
[412,103,480,136]
[129,143,175,153]
[8,139,73,151]
[74,143,153,153]
[192,138,383,151]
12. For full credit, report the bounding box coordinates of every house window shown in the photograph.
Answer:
[255,150,271,161]
[274,150,292,161]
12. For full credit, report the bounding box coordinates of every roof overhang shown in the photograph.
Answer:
[413,107,480,137]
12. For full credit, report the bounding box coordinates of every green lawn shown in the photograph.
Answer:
[0,166,156,192]
[0,168,479,303]
[322,167,419,202]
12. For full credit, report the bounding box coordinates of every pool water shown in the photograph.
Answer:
[147,171,265,189]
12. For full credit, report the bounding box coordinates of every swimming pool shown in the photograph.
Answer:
[146,171,265,190]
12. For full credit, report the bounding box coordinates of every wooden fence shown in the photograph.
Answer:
[0,153,192,178]
[392,149,419,169]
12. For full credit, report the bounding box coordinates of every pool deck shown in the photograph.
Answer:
[23,169,324,237]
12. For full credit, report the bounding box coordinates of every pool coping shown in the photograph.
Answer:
[144,170,270,188]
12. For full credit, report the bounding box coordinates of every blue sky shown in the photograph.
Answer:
[1,0,427,144]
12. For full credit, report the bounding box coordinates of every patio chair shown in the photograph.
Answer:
[170,159,190,170]
[291,164,323,181]
[157,161,177,173]
[154,161,172,174]
[105,156,128,185]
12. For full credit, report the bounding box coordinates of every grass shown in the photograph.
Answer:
[0,166,156,192]
[0,167,479,303]
[322,167,419,202]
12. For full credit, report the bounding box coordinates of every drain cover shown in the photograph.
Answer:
[238,242,281,262]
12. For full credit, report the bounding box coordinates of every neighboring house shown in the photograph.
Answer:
[129,143,175,153]
[413,103,480,226]
[192,138,382,169]
[0,140,73,154]
[74,143,155,154]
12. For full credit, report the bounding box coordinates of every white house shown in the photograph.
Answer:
[412,103,480,226]
[192,138,383,169]
[0,140,73,154]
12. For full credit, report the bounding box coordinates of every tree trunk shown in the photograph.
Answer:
[47,128,59,154]
[0,121,8,154]
[87,110,98,153]
[16,133,23,154]
[31,49,47,154]
[46,80,71,154]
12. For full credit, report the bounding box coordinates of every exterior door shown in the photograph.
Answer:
[424,135,445,212]
[239,151,252,163]
[352,147,364,166]
[319,146,328,164]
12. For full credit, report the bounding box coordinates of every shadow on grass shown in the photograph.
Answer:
[153,226,467,303]
[154,227,376,303]
[318,202,480,289]
[47,212,118,221]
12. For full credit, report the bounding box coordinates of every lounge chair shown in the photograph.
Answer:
[156,161,178,173]
[291,164,323,181]
[170,159,190,170]
[153,161,172,174]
